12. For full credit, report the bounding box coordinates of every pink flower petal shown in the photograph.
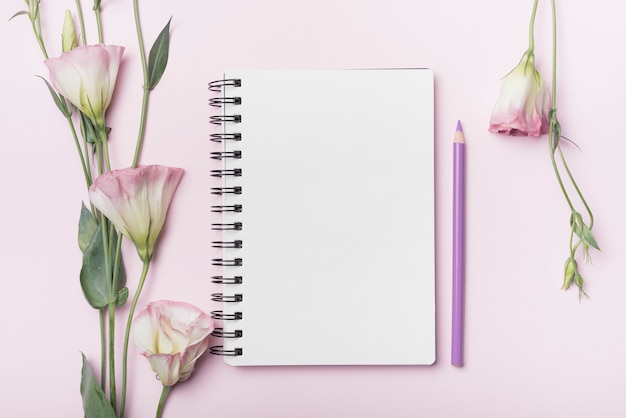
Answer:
[89,165,184,261]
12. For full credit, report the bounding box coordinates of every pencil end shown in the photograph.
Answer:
[454,120,465,144]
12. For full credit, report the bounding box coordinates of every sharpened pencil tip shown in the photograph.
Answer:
[454,120,465,144]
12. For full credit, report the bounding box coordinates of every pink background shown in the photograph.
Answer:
[1,0,625,417]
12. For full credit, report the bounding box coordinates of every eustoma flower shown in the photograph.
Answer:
[44,44,124,131]
[488,51,551,137]
[133,300,214,387]
[88,165,184,262]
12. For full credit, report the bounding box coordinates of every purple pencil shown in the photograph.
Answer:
[452,120,466,367]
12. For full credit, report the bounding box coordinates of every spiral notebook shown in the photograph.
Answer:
[208,69,435,366]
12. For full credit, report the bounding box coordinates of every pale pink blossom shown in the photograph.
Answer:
[133,300,214,387]
[88,165,184,262]
[44,44,124,129]
[488,53,551,137]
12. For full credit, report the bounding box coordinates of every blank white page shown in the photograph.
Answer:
[216,69,435,366]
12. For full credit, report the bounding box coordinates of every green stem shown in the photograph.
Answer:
[66,116,93,187]
[156,385,171,418]
[528,0,539,52]
[119,260,151,418]
[107,299,117,413]
[131,0,151,167]
[549,0,594,230]
[99,309,106,391]
[557,145,594,228]
[80,120,94,195]
[94,2,103,43]
[550,0,557,106]
[99,214,116,412]
[546,0,574,213]
[548,129,574,211]
[28,10,48,58]
[97,128,112,172]
[94,138,116,410]
[95,141,104,175]
[75,0,87,45]
[105,235,123,413]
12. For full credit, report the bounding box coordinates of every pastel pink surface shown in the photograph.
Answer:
[1,1,625,417]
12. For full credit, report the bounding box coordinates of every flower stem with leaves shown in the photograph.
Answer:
[15,3,191,417]
[489,0,599,298]
[544,0,599,299]
[131,0,172,167]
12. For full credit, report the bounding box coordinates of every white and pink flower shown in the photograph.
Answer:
[88,165,184,262]
[44,44,124,129]
[133,300,214,387]
[488,52,551,137]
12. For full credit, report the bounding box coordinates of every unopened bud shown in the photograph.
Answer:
[573,273,583,290]
[62,10,77,52]
[562,258,577,290]
[573,273,589,300]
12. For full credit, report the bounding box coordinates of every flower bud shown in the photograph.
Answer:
[562,258,577,290]
[573,273,583,291]
[61,10,77,52]
[573,273,589,300]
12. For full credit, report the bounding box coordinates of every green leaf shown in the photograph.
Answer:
[79,224,128,309]
[80,353,116,418]
[110,230,127,294]
[570,211,600,252]
[78,204,98,253]
[147,17,172,91]
[8,10,29,21]
[116,287,129,306]
[581,224,600,251]
[35,76,72,117]
[79,112,98,144]
[80,225,111,309]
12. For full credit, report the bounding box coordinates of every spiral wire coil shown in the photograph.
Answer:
[208,78,244,357]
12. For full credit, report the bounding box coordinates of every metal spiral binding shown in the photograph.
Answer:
[210,150,242,160]
[209,77,244,357]
[211,204,243,213]
[211,310,243,320]
[210,114,242,125]
[209,346,243,356]
[211,328,243,338]
[211,222,243,231]
[211,275,243,284]
[208,78,241,92]
[210,132,242,143]
[211,293,243,302]
[209,97,242,107]
[210,168,242,177]
[212,240,243,249]
[211,186,242,195]
[212,258,243,267]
